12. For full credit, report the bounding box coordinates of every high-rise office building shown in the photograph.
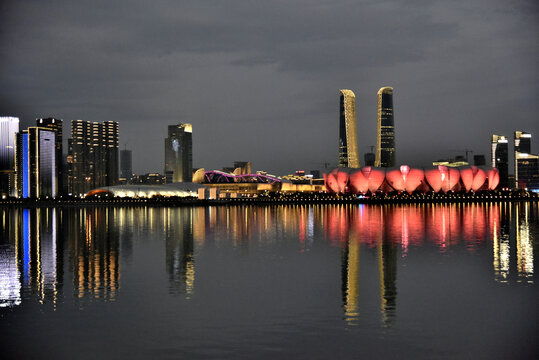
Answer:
[15,127,57,198]
[515,153,539,190]
[514,131,531,153]
[70,120,119,195]
[491,134,509,188]
[514,131,539,190]
[0,116,19,197]
[338,90,360,168]
[164,123,193,182]
[120,149,133,182]
[36,118,64,195]
[375,87,395,167]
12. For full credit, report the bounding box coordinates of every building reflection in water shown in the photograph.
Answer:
[0,209,21,307]
[67,208,120,301]
[0,203,536,317]
[515,203,535,283]
[341,234,360,326]
[164,208,195,297]
[0,208,63,307]
[320,203,536,326]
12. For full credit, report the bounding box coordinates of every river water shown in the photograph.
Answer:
[1,203,537,359]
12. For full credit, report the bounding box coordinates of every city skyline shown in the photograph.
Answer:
[0,0,538,176]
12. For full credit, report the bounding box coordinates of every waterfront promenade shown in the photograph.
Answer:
[1,190,537,208]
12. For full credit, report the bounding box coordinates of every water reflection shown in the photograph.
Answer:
[69,208,120,301]
[0,208,63,307]
[320,203,537,326]
[0,203,536,321]
[516,203,535,283]
[165,208,195,297]
[341,238,359,325]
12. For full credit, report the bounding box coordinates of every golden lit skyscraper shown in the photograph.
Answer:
[338,90,360,168]
[376,87,395,167]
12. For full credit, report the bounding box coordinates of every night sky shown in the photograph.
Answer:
[1,0,538,175]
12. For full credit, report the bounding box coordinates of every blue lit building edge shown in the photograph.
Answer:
[22,133,29,198]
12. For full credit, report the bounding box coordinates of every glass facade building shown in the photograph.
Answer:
[514,131,531,153]
[165,123,193,182]
[514,131,538,190]
[36,118,64,195]
[516,153,539,190]
[338,90,360,168]
[491,134,509,189]
[15,127,57,198]
[0,116,19,197]
[376,87,395,167]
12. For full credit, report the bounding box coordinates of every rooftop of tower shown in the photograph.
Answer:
[339,89,355,97]
[377,87,393,95]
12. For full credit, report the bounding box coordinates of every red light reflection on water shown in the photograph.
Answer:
[323,204,496,252]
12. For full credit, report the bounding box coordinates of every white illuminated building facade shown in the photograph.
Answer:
[0,116,20,197]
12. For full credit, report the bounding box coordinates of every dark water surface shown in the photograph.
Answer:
[1,203,538,359]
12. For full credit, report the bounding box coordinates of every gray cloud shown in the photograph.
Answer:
[1,0,538,174]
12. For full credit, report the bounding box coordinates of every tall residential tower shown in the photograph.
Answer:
[375,87,395,167]
[164,123,193,182]
[69,120,119,195]
[338,90,360,168]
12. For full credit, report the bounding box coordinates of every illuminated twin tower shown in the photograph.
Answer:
[338,88,395,168]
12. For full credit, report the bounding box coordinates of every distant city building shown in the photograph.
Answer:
[432,158,469,167]
[164,123,192,182]
[514,131,539,190]
[36,118,64,195]
[491,134,509,188]
[15,127,57,198]
[66,139,74,192]
[473,154,486,166]
[364,152,375,167]
[0,116,19,197]
[338,90,360,168]
[233,161,251,175]
[375,87,395,167]
[120,149,133,182]
[132,173,166,185]
[310,170,321,179]
[222,161,252,175]
[69,120,119,196]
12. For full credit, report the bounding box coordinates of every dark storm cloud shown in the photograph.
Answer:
[1,0,538,174]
